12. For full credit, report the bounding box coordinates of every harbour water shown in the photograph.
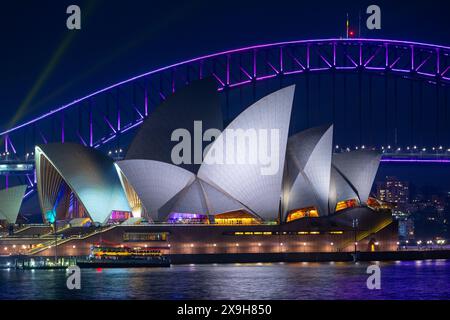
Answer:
[1,260,450,300]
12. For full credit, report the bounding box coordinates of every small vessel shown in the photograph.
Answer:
[13,257,76,270]
[77,245,171,268]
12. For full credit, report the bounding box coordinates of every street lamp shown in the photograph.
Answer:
[352,218,359,255]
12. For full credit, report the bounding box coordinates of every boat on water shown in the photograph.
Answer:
[76,245,171,268]
[12,257,76,270]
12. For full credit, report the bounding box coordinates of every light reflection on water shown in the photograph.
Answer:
[1,260,450,300]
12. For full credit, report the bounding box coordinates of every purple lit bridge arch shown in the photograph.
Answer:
[1,38,450,193]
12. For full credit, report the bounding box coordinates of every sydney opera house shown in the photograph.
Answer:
[0,79,397,259]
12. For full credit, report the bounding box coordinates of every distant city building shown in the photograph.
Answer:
[398,218,415,241]
[377,176,410,206]
[377,176,412,239]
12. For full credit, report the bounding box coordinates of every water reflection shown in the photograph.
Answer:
[0,260,449,300]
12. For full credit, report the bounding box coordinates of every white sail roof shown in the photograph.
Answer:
[0,185,27,224]
[284,125,333,217]
[198,85,295,221]
[36,143,130,224]
[332,150,382,204]
[116,160,196,221]
[125,78,223,173]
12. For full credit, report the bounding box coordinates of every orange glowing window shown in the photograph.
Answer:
[366,197,379,208]
[214,211,259,225]
[335,199,358,212]
[286,207,319,222]
[367,197,392,210]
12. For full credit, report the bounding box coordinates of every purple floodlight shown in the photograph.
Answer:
[381,158,450,164]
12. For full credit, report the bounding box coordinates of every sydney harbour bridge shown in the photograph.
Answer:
[1,38,450,199]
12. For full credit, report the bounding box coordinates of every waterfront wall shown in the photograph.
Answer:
[16,221,398,257]
[0,209,398,257]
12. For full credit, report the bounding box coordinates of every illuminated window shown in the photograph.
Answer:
[109,211,132,223]
[123,232,168,242]
[367,197,392,210]
[286,207,319,222]
[167,213,209,224]
[214,211,259,225]
[366,197,379,208]
[335,199,358,212]
[297,231,325,235]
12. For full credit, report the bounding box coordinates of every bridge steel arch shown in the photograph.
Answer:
[1,38,450,192]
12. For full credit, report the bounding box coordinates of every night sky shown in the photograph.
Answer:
[1,0,450,192]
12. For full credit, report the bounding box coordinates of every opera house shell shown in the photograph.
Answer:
[0,185,27,225]
[35,143,130,224]
[35,78,384,227]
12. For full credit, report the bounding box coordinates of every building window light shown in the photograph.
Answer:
[287,207,319,222]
